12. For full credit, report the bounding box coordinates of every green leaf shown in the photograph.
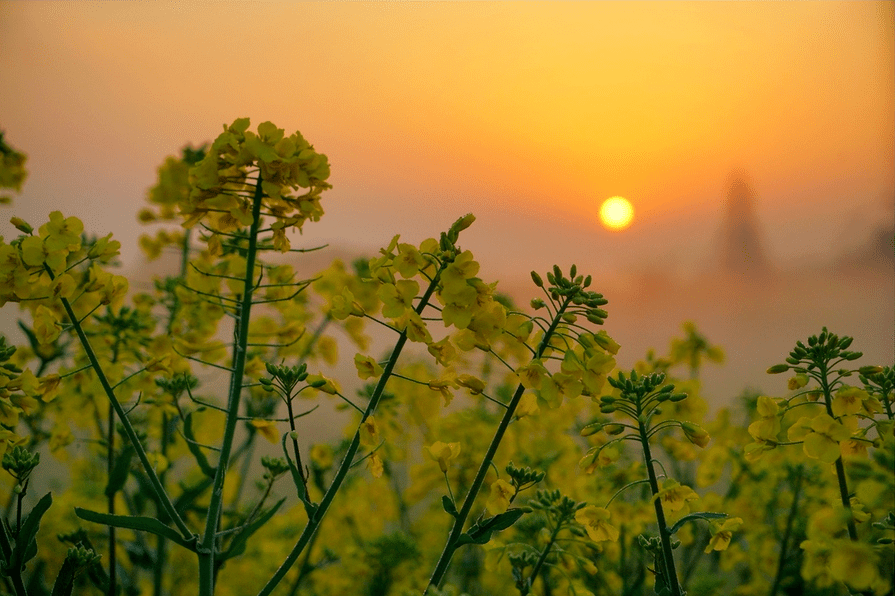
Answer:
[105,446,134,498]
[441,496,458,518]
[12,492,52,570]
[51,557,78,596]
[184,411,217,479]
[668,512,728,536]
[456,509,526,547]
[281,434,316,518]
[74,508,197,552]
[219,498,285,561]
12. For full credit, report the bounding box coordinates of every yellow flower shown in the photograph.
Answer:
[354,353,383,380]
[427,336,457,366]
[516,360,548,390]
[310,444,333,470]
[802,413,852,464]
[829,540,880,591]
[425,441,461,473]
[514,393,540,419]
[395,309,431,343]
[787,374,809,390]
[250,419,280,444]
[591,330,620,355]
[704,517,742,552]
[575,506,619,542]
[457,374,485,395]
[329,287,364,320]
[653,479,699,513]
[33,305,61,345]
[831,386,868,418]
[538,372,583,408]
[360,416,380,448]
[306,373,339,395]
[367,452,384,479]
[428,369,458,406]
[681,421,710,448]
[378,279,419,318]
[394,243,426,278]
[748,396,781,443]
[486,479,515,514]
[39,211,83,253]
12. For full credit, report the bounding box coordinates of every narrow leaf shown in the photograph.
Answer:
[105,446,134,498]
[51,557,78,596]
[184,411,217,478]
[12,492,52,569]
[441,495,458,518]
[74,508,197,552]
[220,498,285,561]
[281,433,316,518]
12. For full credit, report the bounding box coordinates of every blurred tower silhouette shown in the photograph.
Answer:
[718,169,771,276]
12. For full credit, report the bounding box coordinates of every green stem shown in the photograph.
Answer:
[769,466,803,596]
[819,365,859,541]
[425,297,572,592]
[52,273,192,542]
[255,263,445,596]
[198,176,266,595]
[154,412,172,596]
[639,420,683,596]
[107,399,116,596]
[520,520,563,595]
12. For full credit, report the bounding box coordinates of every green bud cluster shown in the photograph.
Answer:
[2,445,40,483]
[768,327,863,375]
[505,462,546,492]
[261,456,290,480]
[860,365,894,401]
[531,264,608,325]
[65,545,101,569]
[259,362,309,397]
[155,373,198,399]
[0,335,21,378]
[528,489,584,522]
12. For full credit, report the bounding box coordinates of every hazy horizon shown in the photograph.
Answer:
[1,1,892,407]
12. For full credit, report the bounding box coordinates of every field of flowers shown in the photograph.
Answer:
[0,121,891,596]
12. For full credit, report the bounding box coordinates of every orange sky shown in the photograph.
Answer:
[1,1,892,275]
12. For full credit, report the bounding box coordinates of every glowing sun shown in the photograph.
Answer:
[599,196,634,231]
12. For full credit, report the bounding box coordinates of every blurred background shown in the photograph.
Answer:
[1,1,892,407]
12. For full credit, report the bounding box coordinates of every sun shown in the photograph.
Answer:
[599,196,634,231]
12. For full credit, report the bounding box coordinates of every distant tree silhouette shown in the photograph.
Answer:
[718,169,772,277]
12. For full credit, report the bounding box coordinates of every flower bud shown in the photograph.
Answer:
[767,364,790,374]
[681,421,710,448]
[10,217,32,234]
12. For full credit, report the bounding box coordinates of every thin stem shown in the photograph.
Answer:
[639,419,683,596]
[819,364,859,541]
[256,261,446,596]
[286,398,309,497]
[51,272,192,541]
[769,466,803,596]
[425,297,572,592]
[198,176,266,595]
[520,519,564,595]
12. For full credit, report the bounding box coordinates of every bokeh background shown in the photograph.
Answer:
[1,1,892,406]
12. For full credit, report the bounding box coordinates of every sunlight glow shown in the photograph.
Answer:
[599,196,634,231]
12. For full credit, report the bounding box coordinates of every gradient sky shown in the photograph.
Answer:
[1,2,893,401]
